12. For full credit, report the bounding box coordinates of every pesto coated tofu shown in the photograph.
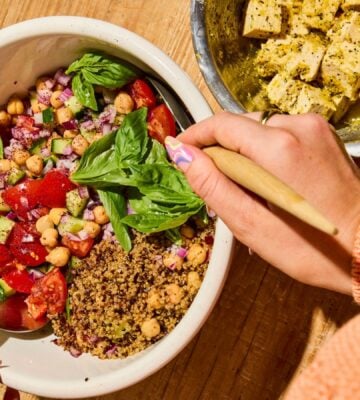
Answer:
[302,0,342,32]
[321,41,360,100]
[331,94,351,122]
[282,0,309,35]
[256,35,326,81]
[342,0,360,10]
[267,74,335,119]
[327,11,360,43]
[243,0,282,38]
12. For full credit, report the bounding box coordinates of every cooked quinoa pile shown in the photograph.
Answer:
[51,220,214,359]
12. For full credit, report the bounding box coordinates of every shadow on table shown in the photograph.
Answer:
[98,242,357,400]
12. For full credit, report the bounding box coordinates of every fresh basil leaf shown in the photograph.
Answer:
[72,73,98,111]
[66,52,136,88]
[0,137,3,159]
[115,108,149,165]
[98,189,132,251]
[145,140,169,165]
[121,212,192,233]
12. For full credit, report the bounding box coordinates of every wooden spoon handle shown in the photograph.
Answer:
[203,146,337,235]
[0,383,39,400]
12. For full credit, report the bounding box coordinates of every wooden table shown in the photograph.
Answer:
[0,1,358,399]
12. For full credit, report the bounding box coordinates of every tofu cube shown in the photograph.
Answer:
[286,35,326,81]
[331,94,351,123]
[302,0,342,32]
[342,0,360,10]
[327,11,360,43]
[267,74,335,119]
[243,0,282,38]
[282,0,310,35]
[321,41,360,100]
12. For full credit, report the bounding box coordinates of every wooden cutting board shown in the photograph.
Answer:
[0,1,358,400]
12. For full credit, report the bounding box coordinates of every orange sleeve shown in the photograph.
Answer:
[283,313,360,399]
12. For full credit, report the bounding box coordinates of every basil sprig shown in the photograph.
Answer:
[66,52,137,111]
[71,108,204,249]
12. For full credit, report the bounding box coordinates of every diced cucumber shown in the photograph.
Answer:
[6,167,25,185]
[0,137,3,159]
[66,188,89,217]
[30,138,46,155]
[0,279,15,302]
[0,216,15,244]
[0,191,10,212]
[80,130,96,143]
[58,216,85,236]
[70,256,82,268]
[65,96,83,115]
[51,138,72,155]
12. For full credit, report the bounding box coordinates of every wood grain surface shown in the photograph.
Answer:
[0,1,358,400]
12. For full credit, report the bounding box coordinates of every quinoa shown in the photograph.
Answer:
[51,220,214,359]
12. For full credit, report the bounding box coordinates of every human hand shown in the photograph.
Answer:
[165,112,360,295]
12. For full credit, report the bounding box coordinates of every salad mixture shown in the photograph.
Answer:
[0,52,214,358]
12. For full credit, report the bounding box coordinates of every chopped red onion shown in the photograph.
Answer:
[58,88,73,102]
[39,128,51,138]
[69,347,82,358]
[16,115,35,128]
[54,69,71,87]
[45,78,55,89]
[28,269,45,280]
[6,211,17,220]
[20,196,29,208]
[33,112,43,125]
[80,120,95,131]
[62,145,73,156]
[78,186,89,199]
[60,214,70,225]
[40,146,51,158]
[42,159,54,175]
[67,153,79,162]
[98,105,116,125]
[56,158,74,171]
[102,123,112,135]
[205,235,214,245]
[176,247,188,258]
[77,230,89,241]
[22,233,35,243]
[103,223,114,233]
[87,335,99,344]
[83,209,94,221]
[62,119,78,130]
[105,344,117,356]
[37,89,52,105]
[27,208,44,220]
[167,263,176,271]
[65,232,81,242]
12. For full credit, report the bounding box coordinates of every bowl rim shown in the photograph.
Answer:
[0,16,235,398]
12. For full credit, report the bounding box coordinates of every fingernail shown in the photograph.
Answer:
[165,136,193,171]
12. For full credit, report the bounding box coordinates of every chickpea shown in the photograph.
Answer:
[7,96,24,115]
[93,206,110,225]
[50,90,64,109]
[186,243,207,266]
[114,92,135,114]
[165,283,183,304]
[0,110,11,127]
[55,107,73,124]
[180,225,195,239]
[36,215,54,234]
[12,149,30,166]
[147,289,163,310]
[163,253,184,270]
[141,318,161,338]
[31,101,48,114]
[49,208,67,225]
[40,228,58,248]
[26,154,43,175]
[71,135,89,156]
[187,271,202,291]
[84,221,101,238]
[0,159,11,173]
[46,246,71,267]
[63,129,78,139]
[35,76,50,92]
[54,83,64,91]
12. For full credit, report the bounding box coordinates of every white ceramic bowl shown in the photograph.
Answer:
[0,16,234,398]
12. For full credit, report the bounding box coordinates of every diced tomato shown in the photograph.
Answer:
[147,104,176,144]
[2,179,42,219]
[0,294,47,330]
[2,269,35,294]
[0,244,13,265]
[62,235,94,258]
[26,268,67,319]
[38,170,76,208]
[7,223,48,266]
[128,79,157,109]
[16,115,35,130]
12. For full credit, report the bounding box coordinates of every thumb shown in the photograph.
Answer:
[164,136,250,216]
